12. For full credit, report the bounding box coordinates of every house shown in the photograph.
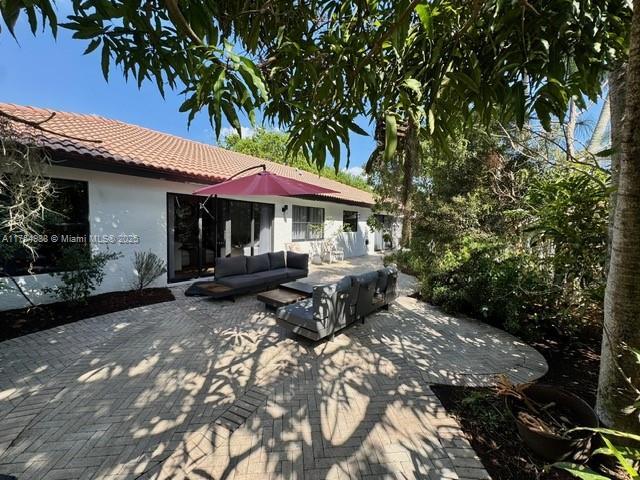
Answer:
[0,103,401,310]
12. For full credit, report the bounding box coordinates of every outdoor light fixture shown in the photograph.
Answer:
[282,205,289,213]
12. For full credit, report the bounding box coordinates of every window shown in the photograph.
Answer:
[1,178,90,275]
[292,205,324,241]
[343,210,358,232]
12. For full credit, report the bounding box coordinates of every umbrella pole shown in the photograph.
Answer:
[214,194,218,265]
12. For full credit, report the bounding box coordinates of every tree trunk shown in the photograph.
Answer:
[400,116,419,247]
[586,92,611,156]
[596,2,640,433]
[563,97,578,161]
[606,67,626,275]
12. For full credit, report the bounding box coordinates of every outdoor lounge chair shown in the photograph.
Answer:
[275,276,357,341]
[353,264,398,321]
[277,265,399,341]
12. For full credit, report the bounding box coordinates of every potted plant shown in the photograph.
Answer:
[497,376,599,461]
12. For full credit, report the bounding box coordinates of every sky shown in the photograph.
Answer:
[0,14,375,176]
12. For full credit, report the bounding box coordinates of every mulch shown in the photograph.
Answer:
[0,288,175,342]
[432,333,604,480]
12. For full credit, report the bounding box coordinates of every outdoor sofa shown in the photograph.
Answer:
[276,265,398,341]
[214,251,309,295]
[185,251,308,297]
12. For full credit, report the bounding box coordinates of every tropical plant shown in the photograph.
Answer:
[131,251,166,291]
[44,246,121,303]
[553,428,640,479]
[553,346,640,479]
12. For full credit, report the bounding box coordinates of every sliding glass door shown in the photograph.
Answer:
[167,194,200,282]
[167,194,274,282]
[216,200,274,257]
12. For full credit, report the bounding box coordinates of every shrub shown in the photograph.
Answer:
[132,251,166,290]
[417,236,563,340]
[44,245,121,303]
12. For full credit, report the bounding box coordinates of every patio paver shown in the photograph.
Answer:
[0,257,547,480]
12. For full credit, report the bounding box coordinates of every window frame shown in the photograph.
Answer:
[342,210,359,233]
[292,205,325,242]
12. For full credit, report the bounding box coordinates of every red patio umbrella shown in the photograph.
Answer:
[193,165,338,262]
[193,165,339,197]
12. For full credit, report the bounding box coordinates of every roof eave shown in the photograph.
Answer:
[51,150,374,208]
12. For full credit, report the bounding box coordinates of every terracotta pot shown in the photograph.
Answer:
[506,384,598,461]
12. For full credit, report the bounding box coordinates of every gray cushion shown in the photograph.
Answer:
[376,269,389,292]
[345,276,359,305]
[287,251,309,270]
[336,276,352,293]
[277,299,326,333]
[218,274,260,289]
[247,253,270,273]
[268,251,286,269]
[215,256,246,279]
[218,269,286,289]
[253,269,288,284]
[284,268,307,279]
[312,284,337,320]
[354,271,378,287]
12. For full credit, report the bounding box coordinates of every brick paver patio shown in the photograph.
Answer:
[0,257,547,480]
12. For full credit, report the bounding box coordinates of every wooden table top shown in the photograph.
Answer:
[257,288,307,307]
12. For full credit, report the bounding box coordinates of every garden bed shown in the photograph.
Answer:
[0,288,175,342]
[432,334,603,480]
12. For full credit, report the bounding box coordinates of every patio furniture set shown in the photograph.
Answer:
[186,249,398,341]
[275,265,398,340]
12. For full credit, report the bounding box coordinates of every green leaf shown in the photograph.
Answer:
[631,348,640,365]
[415,4,432,34]
[348,122,368,136]
[237,57,268,102]
[221,100,242,134]
[100,42,110,81]
[569,427,640,443]
[594,445,640,461]
[1,0,21,38]
[551,462,610,480]
[594,147,615,157]
[447,72,479,94]
[600,435,639,479]
[383,113,397,163]
[83,38,101,55]
[428,109,435,134]
[403,78,422,100]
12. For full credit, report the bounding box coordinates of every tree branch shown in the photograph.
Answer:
[0,111,102,144]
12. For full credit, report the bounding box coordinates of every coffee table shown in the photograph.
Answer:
[257,288,309,310]
[194,282,235,301]
[280,281,314,296]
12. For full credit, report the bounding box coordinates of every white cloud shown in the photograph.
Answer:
[220,125,256,139]
[342,166,365,177]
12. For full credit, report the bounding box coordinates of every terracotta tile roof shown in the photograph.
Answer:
[0,103,375,206]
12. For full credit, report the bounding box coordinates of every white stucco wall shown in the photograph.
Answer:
[1,164,385,311]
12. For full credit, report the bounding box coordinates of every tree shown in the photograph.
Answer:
[0,116,55,307]
[596,1,640,432]
[222,129,370,191]
[2,0,636,429]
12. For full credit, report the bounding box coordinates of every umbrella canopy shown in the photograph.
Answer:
[193,170,339,197]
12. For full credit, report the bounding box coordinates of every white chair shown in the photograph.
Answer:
[324,243,344,263]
